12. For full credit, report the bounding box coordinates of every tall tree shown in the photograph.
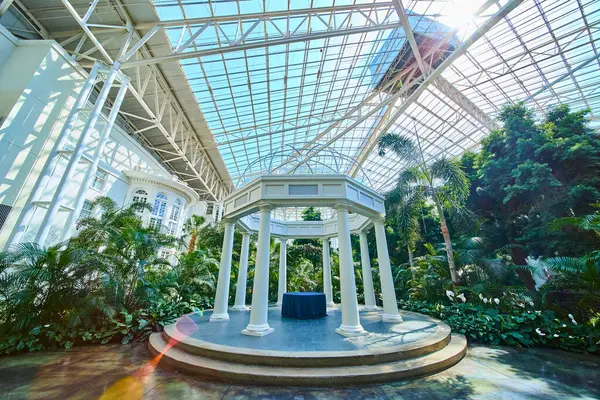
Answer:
[465,104,600,288]
[385,186,423,271]
[378,133,469,285]
[182,215,206,254]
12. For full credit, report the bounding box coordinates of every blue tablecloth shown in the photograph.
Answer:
[281,292,327,320]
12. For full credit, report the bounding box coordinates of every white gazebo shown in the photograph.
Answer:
[210,174,401,337]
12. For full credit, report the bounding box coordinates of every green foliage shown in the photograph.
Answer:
[379,132,470,284]
[399,299,600,354]
[0,196,214,354]
[301,207,322,221]
[0,299,199,355]
[464,104,600,264]
[182,214,206,254]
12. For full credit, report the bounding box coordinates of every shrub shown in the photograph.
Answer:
[399,298,600,354]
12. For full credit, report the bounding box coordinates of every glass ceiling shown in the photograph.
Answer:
[151,0,600,194]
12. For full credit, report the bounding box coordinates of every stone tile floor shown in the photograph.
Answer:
[0,342,598,399]
[176,308,441,352]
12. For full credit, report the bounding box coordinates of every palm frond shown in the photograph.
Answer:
[429,157,469,201]
[377,133,418,162]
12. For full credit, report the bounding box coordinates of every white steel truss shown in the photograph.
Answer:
[5,0,600,199]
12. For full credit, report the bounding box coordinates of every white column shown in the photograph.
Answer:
[210,220,235,321]
[322,237,335,307]
[35,64,121,245]
[60,77,130,242]
[359,231,378,311]
[374,218,403,322]
[335,205,366,337]
[8,63,101,247]
[275,238,287,306]
[232,232,251,311]
[242,207,274,336]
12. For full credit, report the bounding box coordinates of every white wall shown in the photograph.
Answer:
[0,40,83,246]
[0,25,16,76]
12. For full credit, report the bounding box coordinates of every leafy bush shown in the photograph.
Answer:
[399,299,600,354]
[0,198,212,355]
[0,298,200,355]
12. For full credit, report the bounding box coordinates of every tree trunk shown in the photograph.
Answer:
[407,245,416,281]
[407,245,414,268]
[188,233,197,254]
[435,201,459,285]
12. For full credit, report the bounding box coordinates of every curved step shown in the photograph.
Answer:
[162,313,452,368]
[148,332,467,386]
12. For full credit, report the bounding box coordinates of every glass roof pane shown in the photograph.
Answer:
[151,0,600,193]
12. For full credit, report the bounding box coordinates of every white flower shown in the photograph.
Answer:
[569,336,574,339]
[562,324,567,328]
[479,293,484,300]
[493,298,500,305]
[529,301,534,306]
[446,290,455,301]
[536,328,546,336]
[483,298,489,304]
[518,303,525,308]
[568,314,578,325]
[553,334,559,338]
[457,293,466,303]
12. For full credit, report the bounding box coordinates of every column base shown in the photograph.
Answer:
[209,312,230,322]
[335,324,367,337]
[231,305,249,311]
[275,302,282,307]
[241,324,274,337]
[363,305,379,311]
[381,313,403,323]
[326,302,336,307]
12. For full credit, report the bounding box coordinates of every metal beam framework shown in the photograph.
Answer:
[115,3,404,69]
[47,0,232,201]
[6,0,600,202]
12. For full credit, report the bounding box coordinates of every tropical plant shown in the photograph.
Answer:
[182,215,206,254]
[385,186,423,272]
[463,104,600,288]
[399,298,600,354]
[378,133,470,285]
[0,243,96,335]
[542,209,600,315]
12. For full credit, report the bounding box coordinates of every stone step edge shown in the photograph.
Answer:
[148,333,467,386]
[162,319,452,367]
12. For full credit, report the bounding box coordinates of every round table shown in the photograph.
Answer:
[281,292,327,320]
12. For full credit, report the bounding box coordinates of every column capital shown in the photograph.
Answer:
[258,204,273,212]
[372,215,386,224]
[333,201,353,212]
[222,218,236,226]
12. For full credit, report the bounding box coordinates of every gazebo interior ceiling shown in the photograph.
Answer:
[9,0,600,212]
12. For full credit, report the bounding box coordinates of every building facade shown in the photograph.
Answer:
[0,26,217,250]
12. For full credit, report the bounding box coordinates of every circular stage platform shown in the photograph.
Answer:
[148,306,466,386]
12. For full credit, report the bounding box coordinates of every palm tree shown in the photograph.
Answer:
[0,243,95,334]
[385,186,423,272]
[182,215,206,254]
[378,133,469,285]
[72,196,151,250]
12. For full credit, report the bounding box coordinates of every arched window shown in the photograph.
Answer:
[169,199,181,222]
[150,193,167,229]
[167,199,182,235]
[132,189,148,204]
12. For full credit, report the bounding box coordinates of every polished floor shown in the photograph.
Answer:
[176,307,442,352]
[0,342,598,399]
